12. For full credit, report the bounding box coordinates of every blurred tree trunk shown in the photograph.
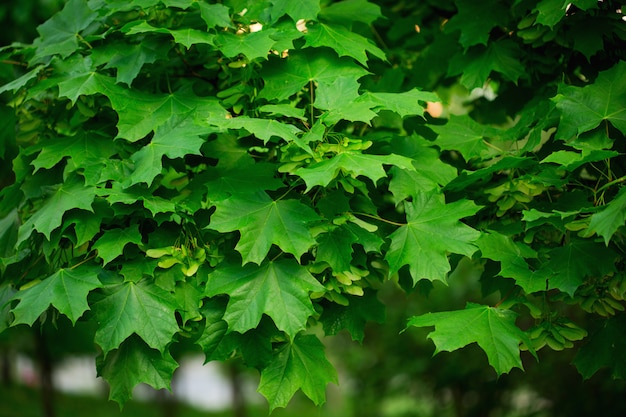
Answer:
[35,330,55,417]
[228,363,246,417]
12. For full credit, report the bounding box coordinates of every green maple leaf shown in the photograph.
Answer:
[205,260,325,338]
[258,334,338,411]
[554,61,626,139]
[544,239,618,296]
[385,192,480,284]
[214,29,278,61]
[92,278,180,355]
[270,0,320,21]
[260,50,369,101]
[32,0,98,60]
[573,316,626,379]
[17,175,95,246]
[448,40,525,90]
[476,232,549,294]
[407,303,530,375]
[388,160,457,202]
[216,116,311,154]
[431,115,499,160]
[320,290,385,342]
[198,3,232,29]
[585,187,626,245]
[129,113,210,186]
[360,89,439,118]
[444,0,508,47]
[209,192,320,265]
[295,153,416,192]
[11,264,101,325]
[31,132,115,174]
[534,0,596,28]
[97,335,178,407]
[92,38,164,85]
[318,0,382,25]
[314,76,377,124]
[110,89,227,143]
[204,163,284,202]
[196,297,239,361]
[92,225,143,265]
[315,227,356,272]
[304,22,386,66]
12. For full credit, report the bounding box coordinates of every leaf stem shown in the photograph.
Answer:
[351,211,405,227]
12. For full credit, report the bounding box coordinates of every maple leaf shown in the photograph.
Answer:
[360,89,440,118]
[92,38,164,85]
[32,0,98,60]
[304,22,386,66]
[92,225,143,266]
[217,116,311,155]
[444,0,508,47]
[554,61,626,139]
[295,153,416,191]
[385,191,480,284]
[31,132,116,174]
[258,334,338,411]
[205,260,325,338]
[318,0,382,25]
[573,315,626,379]
[270,0,320,21]
[97,335,178,407]
[259,50,369,101]
[476,232,549,294]
[431,115,499,160]
[209,191,320,265]
[407,303,530,375]
[320,290,385,342]
[448,40,525,90]
[203,163,284,202]
[543,239,618,296]
[11,264,102,325]
[129,113,210,186]
[214,29,278,61]
[195,297,239,362]
[17,175,95,246]
[315,227,356,272]
[198,3,232,29]
[92,278,180,355]
[314,76,377,124]
[585,187,626,245]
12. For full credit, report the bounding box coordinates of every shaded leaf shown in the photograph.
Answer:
[320,290,385,342]
[554,61,626,139]
[97,335,178,407]
[258,334,337,411]
[92,225,143,265]
[585,187,626,245]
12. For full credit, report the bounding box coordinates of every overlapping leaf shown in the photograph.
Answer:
[205,260,325,338]
[258,334,338,411]
[97,336,179,406]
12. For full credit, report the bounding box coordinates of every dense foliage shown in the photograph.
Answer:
[0,0,625,411]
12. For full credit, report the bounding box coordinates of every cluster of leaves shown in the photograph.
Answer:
[0,0,625,411]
